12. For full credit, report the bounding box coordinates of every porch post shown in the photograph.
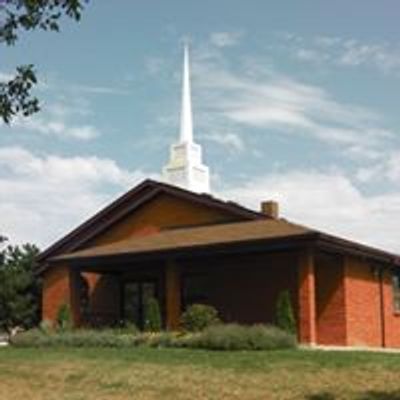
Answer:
[298,247,317,345]
[42,264,82,327]
[165,260,181,330]
[69,269,83,327]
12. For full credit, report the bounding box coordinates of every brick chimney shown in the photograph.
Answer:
[261,201,279,219]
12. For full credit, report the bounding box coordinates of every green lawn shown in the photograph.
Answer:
[1,347,400,399]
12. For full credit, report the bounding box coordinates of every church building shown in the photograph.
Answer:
[37,46,400,348]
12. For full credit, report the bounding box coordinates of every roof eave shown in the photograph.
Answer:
[47,232,317,269]
[316,232,400,266]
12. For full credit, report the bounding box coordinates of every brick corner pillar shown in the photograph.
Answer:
[298,247,317,345]
[165,260,181,330]
[42,264,82,327]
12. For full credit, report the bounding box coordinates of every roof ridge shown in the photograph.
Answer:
[37,179,265,264]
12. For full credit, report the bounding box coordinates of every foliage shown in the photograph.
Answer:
[180,304,220,332]
[0,241,41,335]
[143,297,162,332]
[10,323,296,351]
[0,65,39,123]
[116,322,139,335]
[56,304,72,331]
[276,290,297,335]
[0,0,87,123]
[11,328,139,348]
[182,324,297,351]
[39,319,53,334]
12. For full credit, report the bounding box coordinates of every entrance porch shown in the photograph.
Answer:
[47,247,322,338]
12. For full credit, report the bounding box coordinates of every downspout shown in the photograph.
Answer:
[378,267,386,348]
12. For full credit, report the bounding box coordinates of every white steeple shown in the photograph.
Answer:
[180,44,193,144]
[162,44,210,193]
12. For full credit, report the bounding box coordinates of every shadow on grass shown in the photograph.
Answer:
[306,391,400,400]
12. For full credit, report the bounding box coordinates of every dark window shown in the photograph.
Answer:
[123,281,157,329]
[182,274,209,309]
[392,270,400,312]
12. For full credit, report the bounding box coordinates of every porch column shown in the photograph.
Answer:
[165,260,181,330]
[42,264,82,327]
[69,270,83,326]
[298,247,317,345]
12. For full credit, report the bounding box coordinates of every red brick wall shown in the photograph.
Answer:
[344,256,382,347]
[382,269,400,347]
[91,193,241,246]
[315,252,346,345]
[42,265,81,325]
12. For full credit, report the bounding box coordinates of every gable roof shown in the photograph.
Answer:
[37,179,266,265]
[52,219,311,262]
[51,218,400,267]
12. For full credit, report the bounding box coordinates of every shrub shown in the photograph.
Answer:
[56,303,72,331]
[276,290,297,335]
[143,297,162,332]
[114,322,139,335]
[139,331,180,348]
[180,304,220,332]
[183,324,296,351]
[39,319,53,334]
[11,328,139,348]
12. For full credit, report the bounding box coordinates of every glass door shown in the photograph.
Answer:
[123,281,157,329]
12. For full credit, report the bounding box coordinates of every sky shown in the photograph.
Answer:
[1,1,400,252]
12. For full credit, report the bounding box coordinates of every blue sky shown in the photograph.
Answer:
[1,1,400,251]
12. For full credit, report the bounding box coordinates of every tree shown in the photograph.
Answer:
[143,297,162,332]
[0,0,87,124]
[276,290,296,335]
[0,240,41,337]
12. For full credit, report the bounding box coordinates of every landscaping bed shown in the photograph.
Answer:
[10,323,296,351]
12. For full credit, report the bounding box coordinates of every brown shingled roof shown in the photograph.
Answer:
[37,179,265,265]
[52,219,313,262]
[50,217,400,267]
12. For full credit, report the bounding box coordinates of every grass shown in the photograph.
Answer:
[1,347,400,399]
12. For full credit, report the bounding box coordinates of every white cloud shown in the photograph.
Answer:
[209,32,243,48]
[0,71,14,82]
[203,132,244,153]
[11,115,100,140]
[0,146,150,247]
[191,52,395,158]
[221,170,400,253]
[70,84,129,95]
[285,34,400,76]
[356,151,400,185]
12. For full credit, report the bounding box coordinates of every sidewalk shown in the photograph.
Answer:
[300,344,400,354]
[0,333,8,347]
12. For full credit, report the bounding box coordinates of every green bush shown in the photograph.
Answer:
[39,319,53,334]
[180,304,220,332]
[276,290,297,335]
[143,297,162,332]
[183,324,296,351]
[56,303,72,331]
[11,328,139,348]
[138,331,181,348]
[114,322,139,335]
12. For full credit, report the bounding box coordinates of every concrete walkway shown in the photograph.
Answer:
[0,333,8,347]
[301,344,400,354]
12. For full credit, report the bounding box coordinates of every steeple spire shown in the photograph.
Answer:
[180,44,193,143]
[162,43,211,193]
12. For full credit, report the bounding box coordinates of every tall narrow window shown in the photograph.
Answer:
[392,270,400,312]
